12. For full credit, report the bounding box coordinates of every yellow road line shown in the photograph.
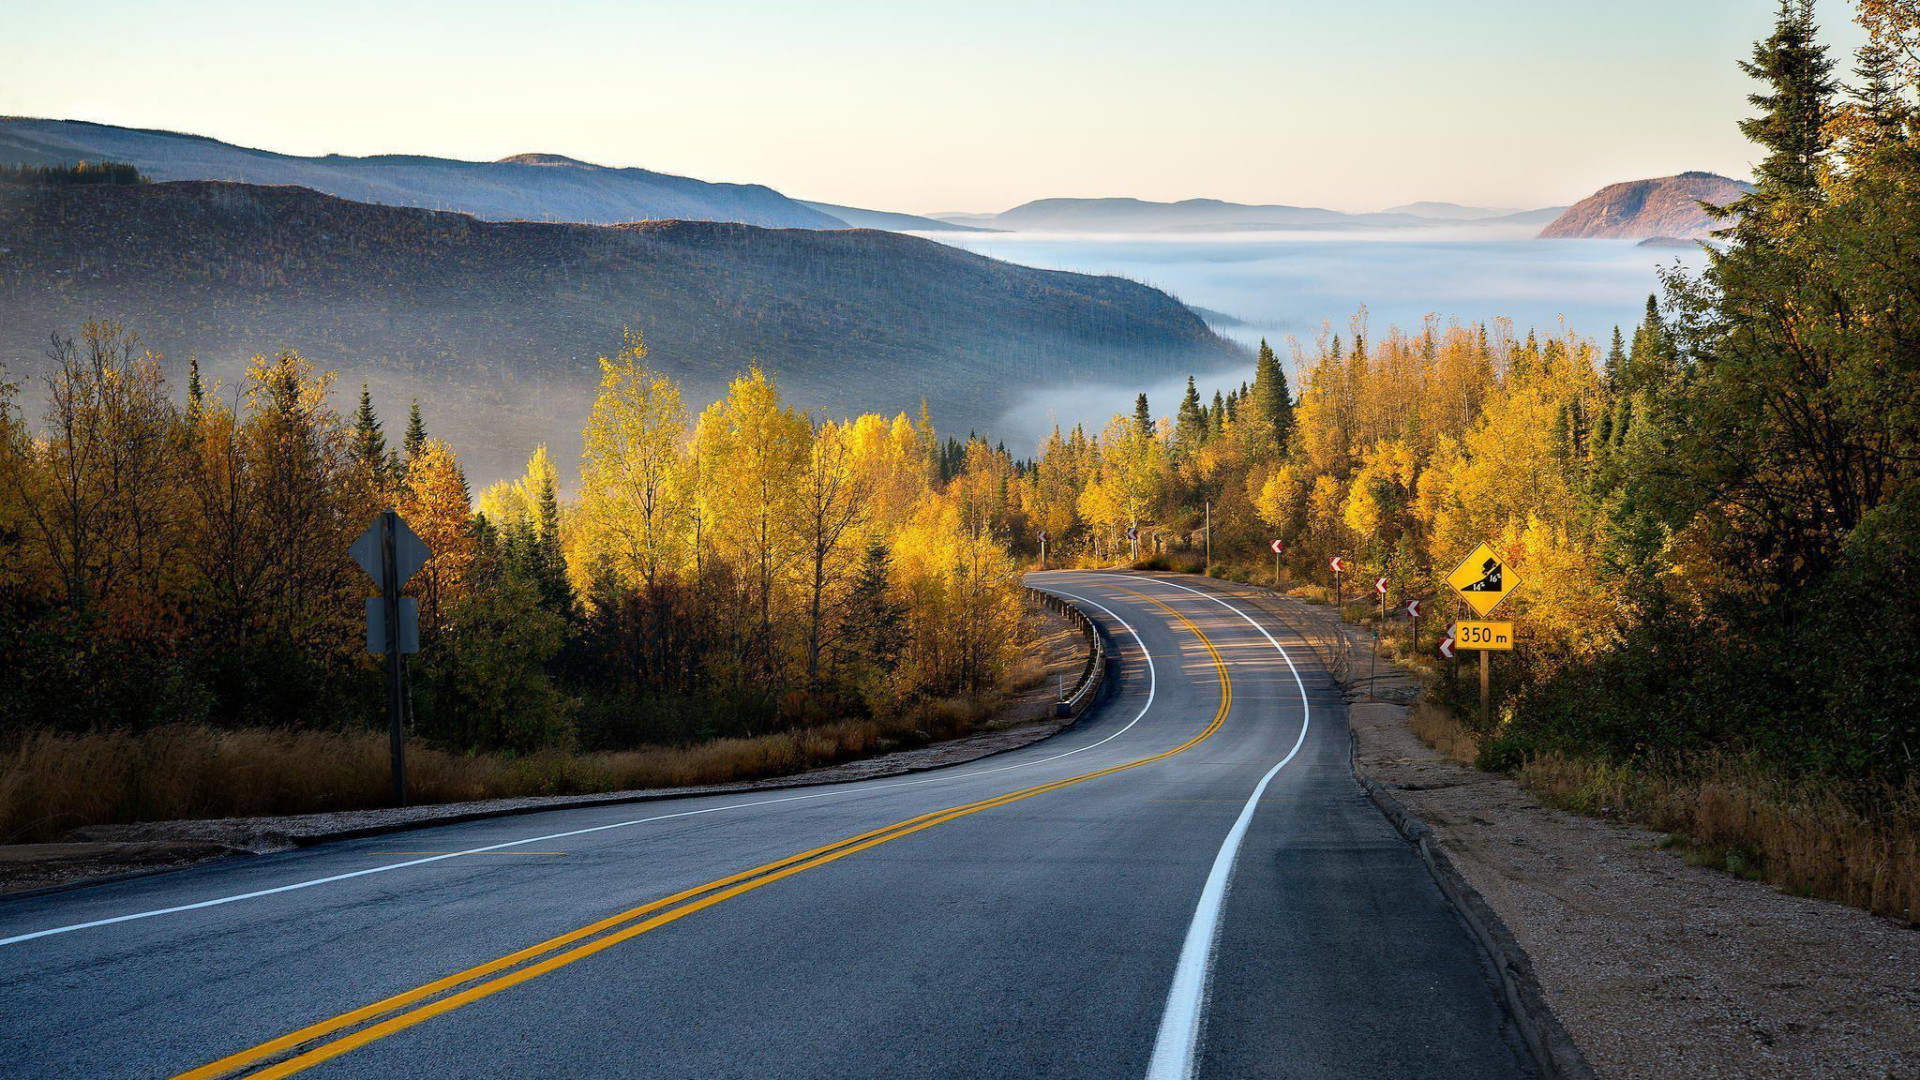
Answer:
[174,589,1228,1080]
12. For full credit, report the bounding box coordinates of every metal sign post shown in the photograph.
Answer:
[1203,501,1212,575]
[1370,575,1389,697]
[350,510,431,807]
[1447,542,1522,734]
[1039,531,1048,570]
[1480,650,1490,729]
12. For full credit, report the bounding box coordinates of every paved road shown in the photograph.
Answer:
[0,572,1534,1079]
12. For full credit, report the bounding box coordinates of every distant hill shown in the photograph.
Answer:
[1483,206,1570,227]
[947,196,1564,233]
[1381,201,1516,221]
[987,197,1362,231]
[799,200,993,232]
[0,179,1241,485]
[1538,172,1752,240]
[0,117,845,229]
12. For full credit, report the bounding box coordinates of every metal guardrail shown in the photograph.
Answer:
[1024,586,1108,720]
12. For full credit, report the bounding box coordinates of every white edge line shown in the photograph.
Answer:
[0,586,1155,949]
[1120,574,1313,1080]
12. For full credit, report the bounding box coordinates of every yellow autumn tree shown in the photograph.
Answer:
[399,439,476,630]
[576,331,690,593]
[692,366,810,673]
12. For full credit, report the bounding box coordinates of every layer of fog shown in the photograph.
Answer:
[923,229,1714,455]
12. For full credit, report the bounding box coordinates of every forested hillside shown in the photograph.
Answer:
[0,178,1241,483]
[0,118,843,228]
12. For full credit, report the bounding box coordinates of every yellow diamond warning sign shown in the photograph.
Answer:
[1447,542,1519,617]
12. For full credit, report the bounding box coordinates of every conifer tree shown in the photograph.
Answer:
[1849,40,1908,152]
[186,356,205,417]
[530,462,571,616]
[1732,0,1836,238]
[404,399,427,461]
[352,383,390,489]
[1245,338,1295,459]
[1133,393,1153,435]
[1175,376,1208,447]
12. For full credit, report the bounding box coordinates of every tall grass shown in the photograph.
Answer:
[1518,752,1920,923]
[0,699,1001,843]
[1406,698,1480,764]
[1398,694,1918,922]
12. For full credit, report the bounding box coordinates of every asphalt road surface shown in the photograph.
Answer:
[0,572,1535,1079]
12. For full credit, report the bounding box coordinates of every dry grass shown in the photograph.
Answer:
[0,608,1079,843]
[1406,698,1481,765]
[0,704,1001,843]
[1518,751,1920,923]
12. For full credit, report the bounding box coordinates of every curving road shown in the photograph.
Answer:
[0,572,1534,1079]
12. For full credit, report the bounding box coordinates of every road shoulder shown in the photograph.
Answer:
[1331,620,1920,1079]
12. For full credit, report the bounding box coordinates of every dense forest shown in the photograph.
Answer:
[967,3,1918,806]
[0,321,1034,787]
[0,177,1241,485]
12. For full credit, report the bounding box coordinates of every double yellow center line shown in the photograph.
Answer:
[173,590,1231,1080]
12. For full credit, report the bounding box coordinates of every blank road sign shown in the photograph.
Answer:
[350,513,432,587]
[366,597,421,655]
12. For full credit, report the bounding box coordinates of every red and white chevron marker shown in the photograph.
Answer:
[1438,632,1456,660]
[1270,538,1284,554]
[1329,556,1346,573]
[1374,576,1389,595]
[1405,598,1422,619]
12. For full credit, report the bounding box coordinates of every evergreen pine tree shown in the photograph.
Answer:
[186,356,205,417]
[352,383,390,485]
[1175,376,1208,446]
[404,399,428,461]
[1604,327,1628,389]
[1246,338,1294,459]
[1850,40,1908,151]
[531,466,572,616]
[1133,393,1153,435]
[1733,0,1836,238]
[845,539,907,671]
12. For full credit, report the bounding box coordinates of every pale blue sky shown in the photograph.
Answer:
[0,0,1869,213]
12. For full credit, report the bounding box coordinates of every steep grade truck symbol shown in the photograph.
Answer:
[1459,557,1501,593]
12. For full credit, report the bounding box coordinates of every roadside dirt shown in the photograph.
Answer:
[2,605,1095,896]
[1252,586,1920,1080]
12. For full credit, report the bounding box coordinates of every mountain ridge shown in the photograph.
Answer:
[0,177,1241,485]
[940,195,1565,233]
[0,117,847,229]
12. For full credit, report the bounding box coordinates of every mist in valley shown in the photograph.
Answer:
[954,227,1713,454]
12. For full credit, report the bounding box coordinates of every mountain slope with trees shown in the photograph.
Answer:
[0,118,845,228]
[0,178,1242,484]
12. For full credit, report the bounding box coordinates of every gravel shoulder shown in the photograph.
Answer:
[1243,584,1920,1080]
[2,606,1096,897]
